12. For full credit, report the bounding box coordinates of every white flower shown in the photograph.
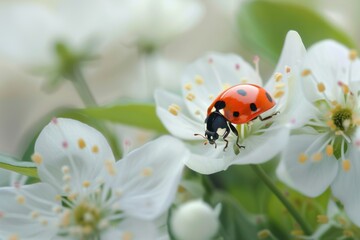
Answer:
[0,118,188,239]
[125,0,204,49]
[0,0,127,66]
[170,199,221,240]
[155,31,306,174]
[276,40,360,226]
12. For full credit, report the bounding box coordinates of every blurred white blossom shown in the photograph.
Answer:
[0,118,187,239]
[170,199,221,240]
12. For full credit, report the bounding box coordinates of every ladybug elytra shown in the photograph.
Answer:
[195,83,278,151]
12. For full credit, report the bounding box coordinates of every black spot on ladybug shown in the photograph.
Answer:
[215,100,226,110]
[233,111,240,117]
[265,92,273,103]
[250,103,257,112]
[237,89,247,96]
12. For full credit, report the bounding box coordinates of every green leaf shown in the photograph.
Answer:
[80,104,168,133]
[0,154,38,178]
[237,1,356,62]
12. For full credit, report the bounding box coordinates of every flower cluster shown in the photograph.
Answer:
[0,118,188,239]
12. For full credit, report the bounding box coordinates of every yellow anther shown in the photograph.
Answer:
[209,94,214,100]
[317,215,329,224]
[354,118,360,126]
[291,229,304,236]
[194,110,201,115]
[168,104,181,116]
[177,185,186,193]
[122,232,134,240]
[326,145,333,156]
[338,216,347,226]
[342,84,350,94]
[55,195,62,201]
[60,210,71,227]
[186,93,196,101]
[317,83,326,92]
[31,211,40,219]
[301,69,312,76]
[241,79,248,83]
[78,138,86,149]
[31,153,43,164]
[285,66,291,73]
[41,219,48,226]
[312,152,322,162]
[257,229,271,239]
[52,206,62,213]
[68,193,78,201]
[274,90,285,98]
[342,160,351,172]
[195,75,204,85]
[105,160,116,176]
[142,167,153,177]
[184,83,192,91]
[82,181,91,188]
[326,120,336,130]
[343,229,354,237]
[91,145,99,154]
[349,49,358,61]
[82,226,93,235]
[331,100,339,106]
[274,72,283,82]
[298,153,308,163]
[222,83,231,90]
[61,166,70,174]
[63,185,71,193]
[8,234,19,240]
[16,195,25,205]
[275,83,285,89]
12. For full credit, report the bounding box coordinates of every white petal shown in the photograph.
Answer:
[230,125,290,165]
[282,134,338,197]
[300,40,352,103]
[35,118,115,193]
[112,136,187,220]
[101,218,157,240]
[0,183,58,239]
[181,53,262,117]
[331,147,360,226]
[0,169,11,186]
[155,89,204,140]
[265,31,306,111]
[184,142,230,175]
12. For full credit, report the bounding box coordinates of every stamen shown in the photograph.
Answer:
[317,83,326,92]
[91,145,99,154]
[78,138,86,149]
[82,181,91,188]
[31,153,43,165]
[31,211,40,219]
[275,83,285,89]
[194,75,204,85]
[257,229,271,239]
[222,83,231,90]
[8,234,19,240]
[62,141,69,149]
[298,153,308,163]
[344,229,354,237]
[326,145,333,156]
[273,90,285,98]
[62,166,70,174]
[208,94,214,100]
[186,93,196,101]
[285,66,291,73]
[317,215,329,224]
[168,104,181,116]
[291,229,304,236]
[16,195,25,204]
[105,160,117,176]
[349,49,358,61]
[301,69,311,77]
[184,83,192,91]
[274,72,283,82]
[235,63,240,71]
[122,231,134,240]
[312,152,322,162]
[142,167,153,177]
[342,160,351,172]
[51,117,58,124]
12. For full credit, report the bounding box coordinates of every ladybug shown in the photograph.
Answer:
[195,83,278,151]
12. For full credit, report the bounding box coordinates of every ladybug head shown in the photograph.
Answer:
[194,111,229,148]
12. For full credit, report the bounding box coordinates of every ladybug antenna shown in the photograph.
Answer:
[194,133,207,140]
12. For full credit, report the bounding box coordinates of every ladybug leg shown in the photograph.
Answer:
[228,123,245,149]
[222,129,230,151]
[259,111,280,121]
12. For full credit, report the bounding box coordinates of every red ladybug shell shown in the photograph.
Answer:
[207,84,275,124]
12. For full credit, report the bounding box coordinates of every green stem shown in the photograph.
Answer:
[71,68,97,107]
[250,164,312,236]
[69,68,122,159]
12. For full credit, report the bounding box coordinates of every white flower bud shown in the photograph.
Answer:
[171,199,220,240]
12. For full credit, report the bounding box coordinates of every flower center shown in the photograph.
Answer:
[332,108,352,131]
[73,201,101,235]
